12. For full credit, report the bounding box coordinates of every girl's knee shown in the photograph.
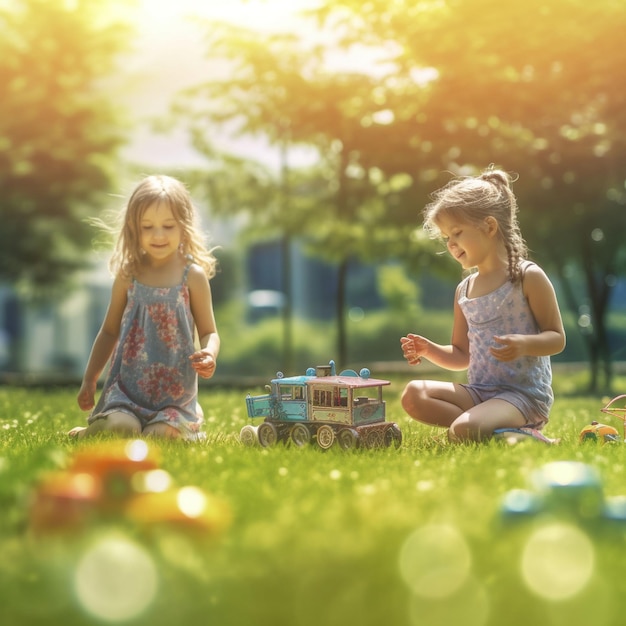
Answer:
[448,416,483,442]
[401,380,427,420]
[448,422,468,442]
[105,412,142,436]
[143,422,181,439]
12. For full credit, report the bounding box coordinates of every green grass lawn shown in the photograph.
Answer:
[1,372,626,626]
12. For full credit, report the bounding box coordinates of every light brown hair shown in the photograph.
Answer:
[106,175,217,279]
[423,168,528,283]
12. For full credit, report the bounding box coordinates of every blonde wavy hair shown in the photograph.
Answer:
[101,175,217,280]
[423,168,528,283]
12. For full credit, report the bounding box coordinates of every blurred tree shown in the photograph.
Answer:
[0,0,133,293]
[172,22,439,368]
[311,0,626,391]
[174,0,625,389]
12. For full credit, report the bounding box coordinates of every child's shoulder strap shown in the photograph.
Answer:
[182,262,194,285]
[458,273,472,298]
[518,260,538,291]
[520,260,536,278]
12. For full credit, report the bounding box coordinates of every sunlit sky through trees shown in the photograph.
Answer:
[118,0,323,168]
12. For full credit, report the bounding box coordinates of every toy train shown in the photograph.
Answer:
[240,361,402,450]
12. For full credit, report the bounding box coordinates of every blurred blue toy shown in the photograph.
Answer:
[500,461,626,525]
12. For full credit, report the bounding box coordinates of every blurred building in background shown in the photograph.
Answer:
[0,240,387,379]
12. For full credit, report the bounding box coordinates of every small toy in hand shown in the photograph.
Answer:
[579,421,621,444]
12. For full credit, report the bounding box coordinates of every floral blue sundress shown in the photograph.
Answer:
[89,265,203,438]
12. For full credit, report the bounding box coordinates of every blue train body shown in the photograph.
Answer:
[241,361,402,450]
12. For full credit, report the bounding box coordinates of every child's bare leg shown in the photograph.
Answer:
[449,398,526,443]
[401,379,474,427]
[142,422,181,439]
[68,411,141,439]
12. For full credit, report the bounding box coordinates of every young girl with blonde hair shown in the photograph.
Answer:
[70,175,220,439]
[400,167,565,443]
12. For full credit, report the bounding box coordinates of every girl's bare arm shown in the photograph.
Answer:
[401,284,470,371]
[491,265,566,361]
[188,264,220,378]
[77,275,129,409]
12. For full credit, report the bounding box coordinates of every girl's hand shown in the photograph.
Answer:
[490,334,525,361]
[77,381,96,411]
[189,350,217,379]
[400,333,428,366]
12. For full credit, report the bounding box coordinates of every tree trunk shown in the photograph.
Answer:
[281,234,293,374]
[579,238,615,392]
[552,259,612,393]
[336,258,348,368]
[279,138,294,373]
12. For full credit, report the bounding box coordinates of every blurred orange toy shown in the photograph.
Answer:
[579,421,621,444]
[29,440,230,537]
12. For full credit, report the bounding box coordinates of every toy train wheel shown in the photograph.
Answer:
[384,423,402,448]
[258,422,278,448]
[337,427,360,450]
[363,429,385,449]
[316,424,335,450]
[240,425,259,446]
[290,423,311,447]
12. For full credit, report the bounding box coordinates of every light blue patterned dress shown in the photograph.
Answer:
[88,265,203,438]
[458,262,553,427]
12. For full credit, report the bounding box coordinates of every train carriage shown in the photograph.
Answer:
[241,361,402,450]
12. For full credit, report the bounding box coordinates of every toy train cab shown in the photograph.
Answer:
[241,361,402,450]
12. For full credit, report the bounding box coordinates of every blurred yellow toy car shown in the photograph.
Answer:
[579,421,620,444]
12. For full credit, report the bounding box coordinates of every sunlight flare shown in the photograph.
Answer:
[521,522,595,601]
[399,524,471,599]
[74,536,158,621]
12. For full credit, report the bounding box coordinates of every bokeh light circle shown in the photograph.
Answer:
[133,469,172,493]
[74,536,158,622]
[177,486,207,518]
[521,522,595,601]
[408,576,489,626]
[399,524,471,598]
[125,439,149,462]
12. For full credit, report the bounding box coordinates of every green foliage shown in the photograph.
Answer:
[174,0,626,389]
[0,0,133,291]
[2,377,626,626]
[377,264,421,318]
[216,300,626,378]
[213,301,600,377]
[213,297,453,376]
[214,300,336,376]
[346,307,451,366]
